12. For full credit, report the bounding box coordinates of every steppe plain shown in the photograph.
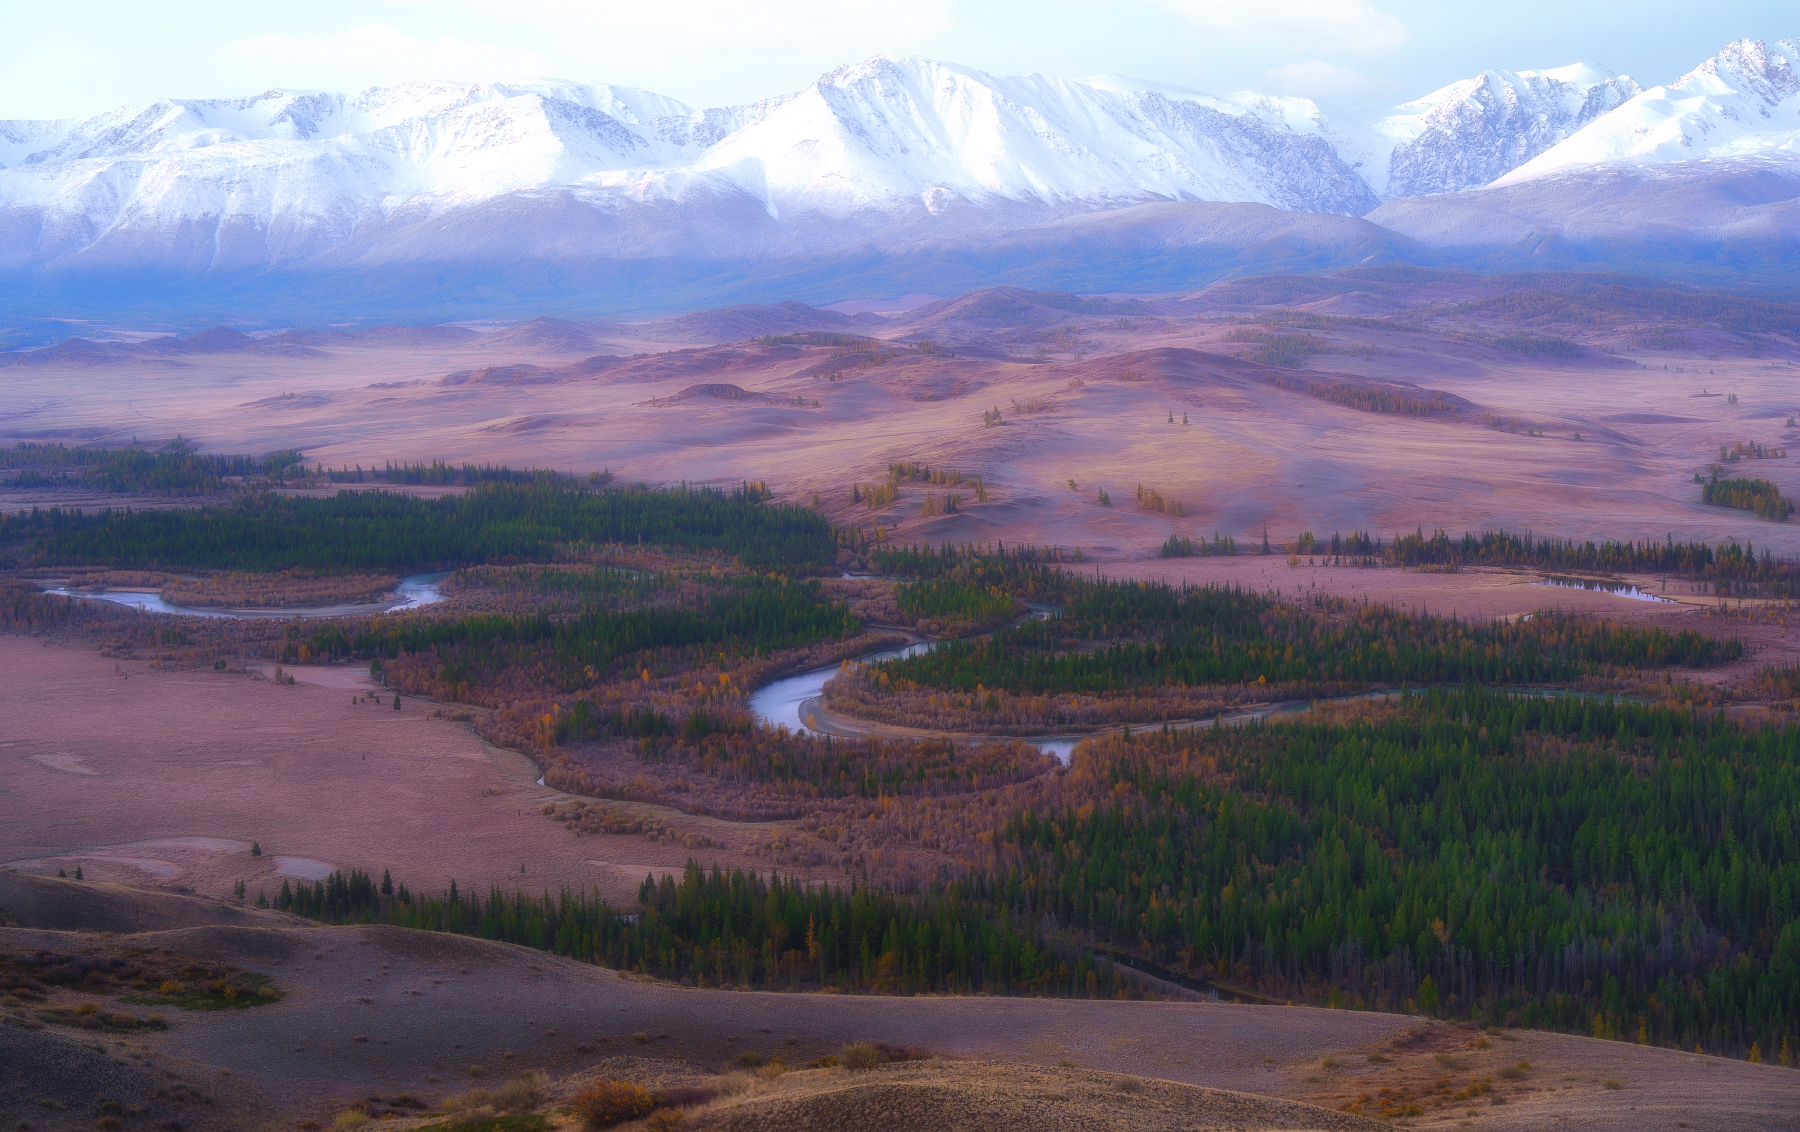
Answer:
[5,273,1800,1131]
[3,277,1797,556]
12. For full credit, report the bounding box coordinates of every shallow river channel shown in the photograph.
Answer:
[40,571,451,619]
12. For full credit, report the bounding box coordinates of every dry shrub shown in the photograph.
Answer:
[646,1112,684,1132]
[840,1042,881,1071]
[571,1080,653,1130]
[714,1073,759,1099]
[440,1089,493,1114]
[494,1072,546,1114]
[735,1050,764,1068]
[332,1111,371,1131]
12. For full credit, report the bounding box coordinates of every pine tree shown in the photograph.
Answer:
[393,693,401,711]
[74,866,84,880]
[381,868,393,896]
[251,840,262,856]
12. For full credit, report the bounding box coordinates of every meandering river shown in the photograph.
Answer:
[40,571,451,620]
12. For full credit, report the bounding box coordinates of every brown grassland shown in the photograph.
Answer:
[6,275,1800,1129]
[2,874,1795,1132]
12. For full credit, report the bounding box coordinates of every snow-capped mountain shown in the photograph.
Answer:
[2,40,1799,318]
[1362,64,1640,197]
[1496,38,1800,184]
[0,55,1376,278]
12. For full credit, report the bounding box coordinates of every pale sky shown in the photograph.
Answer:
[4,1,1792,122]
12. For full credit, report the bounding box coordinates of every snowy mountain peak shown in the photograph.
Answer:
[1497,38,1800,185]
[1365,64,1639,197]
[1670,37,1799,102]
[4,40,1798,296]
[1516,63,1619,86]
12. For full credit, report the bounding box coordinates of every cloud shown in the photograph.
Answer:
[1263,60,1397,97]
[1149,0,1407,56]
[217,24,550,85]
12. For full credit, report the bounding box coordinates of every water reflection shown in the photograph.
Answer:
[1532,575,1674,603]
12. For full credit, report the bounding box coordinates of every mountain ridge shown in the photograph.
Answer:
[2,38,1797,320]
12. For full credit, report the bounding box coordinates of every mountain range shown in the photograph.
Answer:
[1,36,1796,322]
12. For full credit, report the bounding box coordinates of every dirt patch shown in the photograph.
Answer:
[0,871,295,933]
[0,636,815,904]
[676,1060,1387,1131]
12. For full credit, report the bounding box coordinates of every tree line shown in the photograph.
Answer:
[1259,371,1457,416]
[5,481,835,571]
[1,440,306,493]
[323,459,600,486]
[872,579,1738,697]
[1703,477,1793,522]
[277,859,1158,1000]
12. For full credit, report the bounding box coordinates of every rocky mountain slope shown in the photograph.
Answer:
[1364,64,1641,197]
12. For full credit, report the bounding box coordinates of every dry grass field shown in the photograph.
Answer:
[0,636,800,904]
[0,874,1794,1132]
[3,283,1796,560]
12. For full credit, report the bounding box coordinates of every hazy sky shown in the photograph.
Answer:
[5,1,1792,121]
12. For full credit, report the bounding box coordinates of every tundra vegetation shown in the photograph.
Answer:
[4,473,1799,1065]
